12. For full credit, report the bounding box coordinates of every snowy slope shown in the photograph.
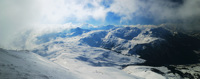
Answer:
[2,25,200,79]
[80,26,159,55]
[80,26,200,65]
[0,46,145,79]
[32,27,187,79]
[32,30,181,79]
[0,48,80,79]
[33,36,146,79]
[123,66,181,79]
[78,26,200,78]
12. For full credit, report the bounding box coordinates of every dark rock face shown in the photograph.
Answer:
[81,26,200,65]
[165,64,200,79]
[80,26,200,78]
[131,27,200,65]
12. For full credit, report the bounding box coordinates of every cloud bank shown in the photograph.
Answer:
[38,0,200,29]
[109,0,200,27]
[0,0,200,49]
[1,0,200,26]
[0,0,40,49]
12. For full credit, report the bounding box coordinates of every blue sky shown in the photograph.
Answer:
[1,0,200,25]
[48,0,156,25]
[1,0,200,49]
[1,0,200,30]
[34,0,198,26]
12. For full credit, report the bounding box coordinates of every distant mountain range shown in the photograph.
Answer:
[80,26,200,65]
[1,24,200,79]
[36,25,200,65]
[29,25,200,78]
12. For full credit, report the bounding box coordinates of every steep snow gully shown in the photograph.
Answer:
[1,25,200,79]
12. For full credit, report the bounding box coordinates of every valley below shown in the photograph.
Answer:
[1,25,200,79]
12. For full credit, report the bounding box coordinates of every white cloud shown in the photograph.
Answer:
[38,0,108,23]
[0,0,40,49]
[109,0,200,30]
[109,0,140,22]
[0,0,108,49]
[1,0,200,49]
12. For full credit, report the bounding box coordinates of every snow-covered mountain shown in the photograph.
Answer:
[81,26,200,65]
[0,48,80,79]
[80,26,158,53]
[36,27,90,44]
[79,25,200,78]
[1,25,200,79]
